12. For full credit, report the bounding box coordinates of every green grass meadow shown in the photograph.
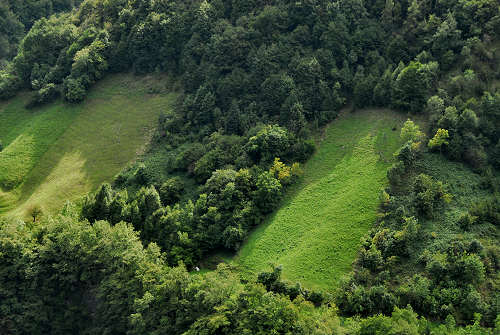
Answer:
[0,74,177,218]
[234,109,407,291]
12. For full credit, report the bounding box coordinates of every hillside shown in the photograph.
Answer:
[235,109,406,290]
[0,0,499,333]
[0,74,176,218]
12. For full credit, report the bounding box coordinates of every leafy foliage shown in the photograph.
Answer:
[1,0,500,332]
[337,125,498,326]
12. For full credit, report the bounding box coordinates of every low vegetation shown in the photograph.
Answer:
[337,121,500,326]
[0,74,176,217]
[236,109,406,290]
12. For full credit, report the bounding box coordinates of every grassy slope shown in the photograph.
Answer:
[0,74,177,218]
[235,109,406,291]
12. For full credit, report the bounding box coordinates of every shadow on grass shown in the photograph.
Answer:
[1,74,177,217]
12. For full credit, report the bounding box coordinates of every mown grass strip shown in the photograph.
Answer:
[235,109,406,291]
[0,74,177,218]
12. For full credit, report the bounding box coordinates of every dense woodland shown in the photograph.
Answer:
[1,0,500,333]
[0,0,83,68]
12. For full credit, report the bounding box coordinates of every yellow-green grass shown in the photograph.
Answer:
[0,74,177,218]
[234,109,406,291]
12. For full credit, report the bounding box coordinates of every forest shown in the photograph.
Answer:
[0,0,499,333]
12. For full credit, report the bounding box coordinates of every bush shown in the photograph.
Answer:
[458,212,477,231]
[63,77,87,103]
[159,177,185,206]
[469,196,500,226]
[134,163,149,185]
[26,83,59,107]
[413,174,451,218]
[387,161,405,185]
[253,171,282,214]
[0,71,21,100]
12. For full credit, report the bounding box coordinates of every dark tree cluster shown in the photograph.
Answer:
[0,214,346,335]
[0,0,82,68]
[82,160,302,267]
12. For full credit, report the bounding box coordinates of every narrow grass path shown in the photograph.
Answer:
[0,74,177,218]
[234,109,406,291]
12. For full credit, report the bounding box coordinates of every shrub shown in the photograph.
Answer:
[159,177,185,206]
[458,212,477,231]
[469,196,500,226]
[63,77,87,103]
[387,161,405,185]
[134,163,149,185]
[28,204,44,223]
[0,71,21,100]
[253,171,282,214]
[413,174,451,218]
[26,83,59,107]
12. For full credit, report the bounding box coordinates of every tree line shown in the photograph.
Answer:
[1,209,498,334]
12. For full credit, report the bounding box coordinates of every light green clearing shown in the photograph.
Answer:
[0,74,176,218]
[234,109,406,291]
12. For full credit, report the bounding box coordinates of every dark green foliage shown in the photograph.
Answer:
[82,166,286,267]
[469,196,500,226]
[280,102,307,135]
[353,69,376,109]
[246,125,291,164]
[158,177,184,206]
[1,215,340,335]
[0,3,24,64]
[26,83,60,108]
[396,142,419,170]
[425,83,500,170]
[253,171,282,214]
[387,161,406,186]
[458,212,477,231]
[413,173,450,218]
[257,266,324,306]
[13,16,77,85]
[392,61,438,113]
[0,215,164,334]
[134,163,149,185]
[0,70,21,99]
[0,0,80,67]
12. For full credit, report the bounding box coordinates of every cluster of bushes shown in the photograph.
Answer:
[0,214,345,335]
[336,122,499,326]
[257,266,324,306]
[82,157,303,267]
[113,124,313,192]
[352,59,439,113]
[424,89,500,170]
[469,196,500,227]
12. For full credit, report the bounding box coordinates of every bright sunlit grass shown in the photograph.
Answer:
[235,109,406,291]
[0,73,177,219]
